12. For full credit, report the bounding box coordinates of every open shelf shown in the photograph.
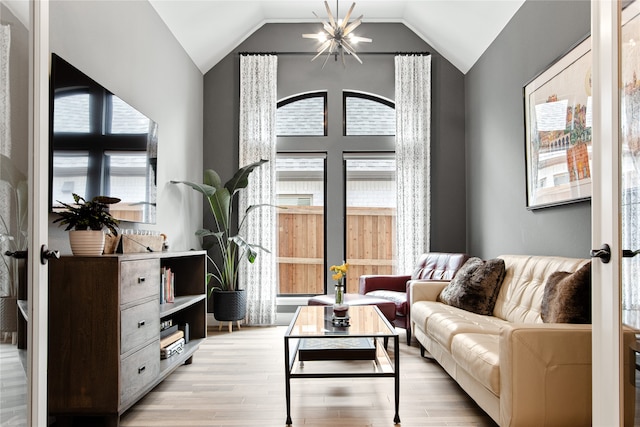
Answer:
[160,294,206,318]
[159,338,204,376]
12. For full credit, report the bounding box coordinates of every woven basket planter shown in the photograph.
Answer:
[212,289,246,322]
[0,296,18,333]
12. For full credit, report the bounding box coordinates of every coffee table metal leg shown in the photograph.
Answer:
[394,335,401,424]
[285,337,293,425]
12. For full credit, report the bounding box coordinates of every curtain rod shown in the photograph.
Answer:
[239,51,430,56]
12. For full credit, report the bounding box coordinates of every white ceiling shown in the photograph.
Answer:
[149,0,526,75]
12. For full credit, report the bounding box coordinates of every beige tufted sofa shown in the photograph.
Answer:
[409,254,634,426]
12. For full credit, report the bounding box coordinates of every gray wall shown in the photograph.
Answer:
[204,22,467,254]
[48,0,204,253]
[466,0,592,259]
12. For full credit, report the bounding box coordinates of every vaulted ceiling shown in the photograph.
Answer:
[149,0,526,75]
[5,0,525,75]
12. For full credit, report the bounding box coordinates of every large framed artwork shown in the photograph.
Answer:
[523,36,592,209]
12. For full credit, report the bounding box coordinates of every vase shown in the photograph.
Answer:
[334,281,344,305]
[333,281,349,318]
[69,230,105,256]
[212,289,247,322]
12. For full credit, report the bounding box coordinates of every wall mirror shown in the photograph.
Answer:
[49,53,157,224]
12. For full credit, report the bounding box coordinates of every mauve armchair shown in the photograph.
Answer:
[358,252,470,344]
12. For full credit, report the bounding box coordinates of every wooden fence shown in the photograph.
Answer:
[277,206,395,294]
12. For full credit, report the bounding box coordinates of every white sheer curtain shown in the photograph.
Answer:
[621,78,640,328]
[394,54,431,274]
[238,54,278,325]
[0,24,13,298]
[0,24,9,150]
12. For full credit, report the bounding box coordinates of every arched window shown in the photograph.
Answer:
[343,91,395,136]
[276,91,327,136]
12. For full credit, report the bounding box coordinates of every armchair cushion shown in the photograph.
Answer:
[366,290,408,316]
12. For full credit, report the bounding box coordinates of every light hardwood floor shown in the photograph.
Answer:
[119,326,497,427]
[0,335,27,427]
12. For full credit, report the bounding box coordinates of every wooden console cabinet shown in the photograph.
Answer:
[48,251,207,426]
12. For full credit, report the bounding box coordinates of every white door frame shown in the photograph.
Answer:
[591,0,624,425]
[27,0,48,424]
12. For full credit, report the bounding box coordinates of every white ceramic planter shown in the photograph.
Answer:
[69,230,105,256]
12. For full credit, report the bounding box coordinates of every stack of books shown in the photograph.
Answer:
[160,321,185,359]
[160,267,175,303]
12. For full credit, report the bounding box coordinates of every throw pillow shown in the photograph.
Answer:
[541,261,591,324]
[438,257,506,315]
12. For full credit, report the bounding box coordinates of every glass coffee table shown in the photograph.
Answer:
[284,305,400,425]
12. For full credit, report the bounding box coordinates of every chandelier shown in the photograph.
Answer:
[302,1,372,67]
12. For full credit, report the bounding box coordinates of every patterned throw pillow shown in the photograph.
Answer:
[541,262,591,324]
[438,257,506,315]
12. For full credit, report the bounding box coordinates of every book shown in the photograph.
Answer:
[161,338,185,359]
[160,324,178,339]
[160,330,184,349]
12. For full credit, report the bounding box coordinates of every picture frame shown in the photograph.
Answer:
[523,36,592,209]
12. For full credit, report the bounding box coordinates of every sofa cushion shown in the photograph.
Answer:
[412,301,507,350]
[451,333,500,396]
[439,258,506,315]
[366,290,407,316]
[541,262,591,324]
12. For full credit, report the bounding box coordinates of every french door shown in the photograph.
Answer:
[592,0,640,425]
[0,0,50,424]
[29,2,50,424]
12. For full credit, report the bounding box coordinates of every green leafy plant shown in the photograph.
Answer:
[172,159,271,292]
[53,193,120,235]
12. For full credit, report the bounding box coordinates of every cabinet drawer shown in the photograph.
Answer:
[121,259,160,304]
[121,300,159,355]
[120,340,159,406]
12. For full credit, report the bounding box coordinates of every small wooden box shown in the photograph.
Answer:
[119,234,164,253]
[103,234,121,254]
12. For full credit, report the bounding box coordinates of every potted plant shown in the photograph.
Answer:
[0,154,27,338]
[172,159,270,323]
[53,193,120,256]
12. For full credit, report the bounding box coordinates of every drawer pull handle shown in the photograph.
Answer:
[138,365,146,374]
[138,320,146,328]
[138,276,146,283]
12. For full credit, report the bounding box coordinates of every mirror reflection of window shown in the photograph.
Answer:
[105,151,148,222]
[53,93,91,133]
[51,151,89,205]
[109,96,152,134]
